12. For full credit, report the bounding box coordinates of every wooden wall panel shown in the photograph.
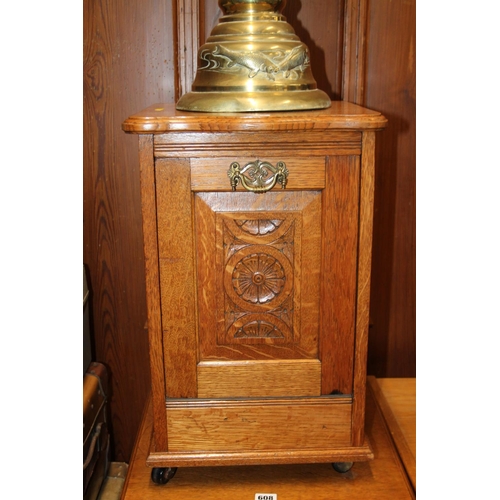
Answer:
[175,0,199,98]
[282,0,344,99]
[341,0,368,103]
[363,1,416,377]
[83,0,175,461]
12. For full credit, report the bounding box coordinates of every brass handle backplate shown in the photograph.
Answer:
[228,160,288,193]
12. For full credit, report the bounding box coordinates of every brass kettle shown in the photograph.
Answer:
[176,0,331,112]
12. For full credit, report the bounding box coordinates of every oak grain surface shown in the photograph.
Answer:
[156,158,198,398]
[197,359,322,398]
[129,106,385,467]
[351,130,376,446]
[138,135,168,450]
[369,377,416,490]
[365,0,416,378]
[121,385,414,500]
[166,400,352,452]
[320,155,359,395]
[84,0,176,461]
[122,102,387,133]
[195,191,322,363]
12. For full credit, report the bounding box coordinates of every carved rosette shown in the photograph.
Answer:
[219,213,298,344]
[232,253,286,304]
[225,244,293,313]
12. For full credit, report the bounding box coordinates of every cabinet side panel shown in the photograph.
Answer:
[320,155,360,395]
[352,131,376,445]
[138,135,168,450]
[156,158,198,398]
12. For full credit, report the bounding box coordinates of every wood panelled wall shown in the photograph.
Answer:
[364,0,416,377]
[83,0,415,462]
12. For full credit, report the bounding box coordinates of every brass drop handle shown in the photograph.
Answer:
[228,160,289,193]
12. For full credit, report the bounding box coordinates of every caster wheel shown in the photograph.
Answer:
[332,462,354,473]
[151,467,177,485]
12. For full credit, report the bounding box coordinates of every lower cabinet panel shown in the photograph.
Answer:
[197,359,322,398]
[166,398,352,452]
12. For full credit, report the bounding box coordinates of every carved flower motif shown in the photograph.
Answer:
[232,253,286,304]
[235,219,283,235]
[234,320,284,338]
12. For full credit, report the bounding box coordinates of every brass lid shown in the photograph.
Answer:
[176,0,331,112]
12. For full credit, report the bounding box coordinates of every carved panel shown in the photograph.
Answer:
[195,190,321,362]
[217,212,301,345]
[235,219,284,236]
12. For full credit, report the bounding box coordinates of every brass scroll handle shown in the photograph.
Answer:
[228,160,289,193]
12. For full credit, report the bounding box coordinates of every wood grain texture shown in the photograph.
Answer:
[197,360,321,398]
[190,156,326,191]
[320,155,360,396]
[351,131,376,446]
[368,377,416,491]
[126,107,386,468]
[147,443,373,468]
[282,0,345,100]
[156,158,198,398]
[138,135,168,451]
[154,131,362,157]
[122,389,414,499]
[342,0,369,103]
[84,0,176,461]
[195,191,321,362]
[364,0,416,378]
[165,399,352,452]
[175,0,199,100]
[122,102,387,133]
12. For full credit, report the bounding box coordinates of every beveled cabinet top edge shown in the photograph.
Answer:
[122,102,387,134]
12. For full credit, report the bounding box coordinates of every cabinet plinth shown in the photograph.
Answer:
[123,102,387,469]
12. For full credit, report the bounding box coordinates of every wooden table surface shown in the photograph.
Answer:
[367,376,416,491]
[121,379,415,499]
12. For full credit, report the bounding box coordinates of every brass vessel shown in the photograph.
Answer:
[176,0,331,112]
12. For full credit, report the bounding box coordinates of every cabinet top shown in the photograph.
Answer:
[122,102,387,134]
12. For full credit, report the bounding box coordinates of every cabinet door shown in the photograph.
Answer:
[195,190,322,398]
[156,155,360,399]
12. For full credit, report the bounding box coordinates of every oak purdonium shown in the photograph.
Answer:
[122,103,387,470]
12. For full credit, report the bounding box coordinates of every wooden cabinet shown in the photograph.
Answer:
[122,102,387,477]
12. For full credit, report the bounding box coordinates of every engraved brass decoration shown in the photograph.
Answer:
[176,0,331,112]
[199,45,310,82]
[228,160,288,193]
